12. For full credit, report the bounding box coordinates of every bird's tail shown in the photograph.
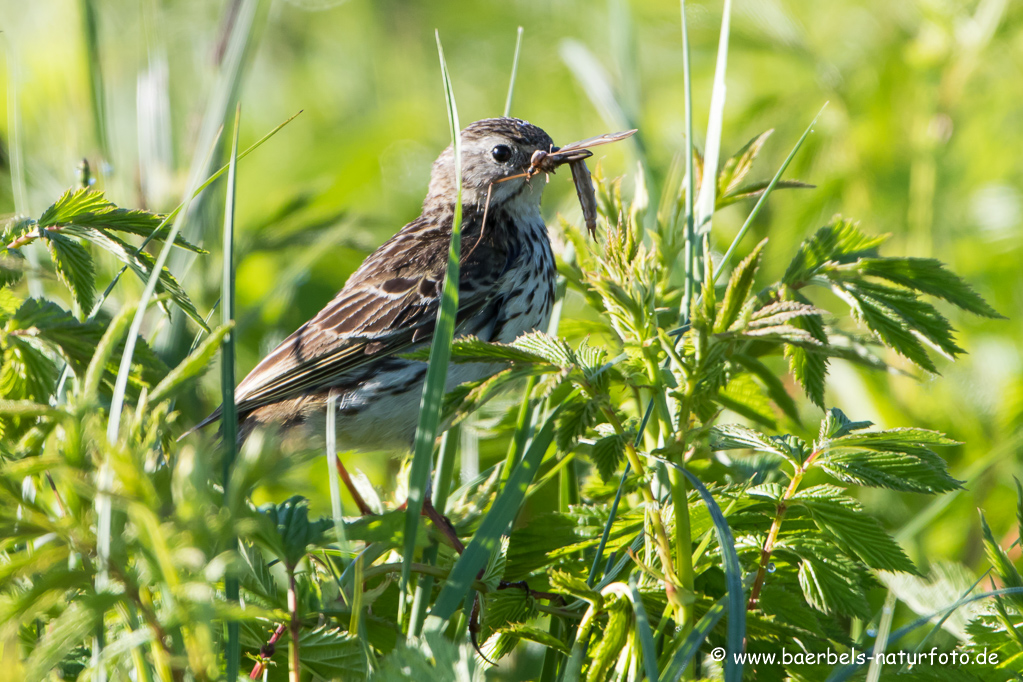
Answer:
[176,406,224,442]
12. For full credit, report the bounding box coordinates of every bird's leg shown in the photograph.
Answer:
[395,495,466,553]
[333,458,375,516]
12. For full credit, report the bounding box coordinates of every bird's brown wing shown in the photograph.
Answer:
[226,211,505,418]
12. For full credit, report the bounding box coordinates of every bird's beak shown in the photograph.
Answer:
[546,147,594,166]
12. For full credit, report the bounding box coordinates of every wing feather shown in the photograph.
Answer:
[230,209,505,415]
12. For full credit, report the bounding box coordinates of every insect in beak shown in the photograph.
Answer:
[493,129,637,238]
[542,129,637,237]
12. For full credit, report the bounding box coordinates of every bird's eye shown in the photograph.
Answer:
[491,145,512,163]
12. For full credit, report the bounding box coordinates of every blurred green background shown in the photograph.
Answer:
[2,0,1022,580]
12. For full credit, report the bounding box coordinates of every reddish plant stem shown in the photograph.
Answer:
[747,448,822,610]
[249,623,287,679]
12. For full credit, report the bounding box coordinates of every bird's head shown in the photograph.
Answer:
[424,117,591,210]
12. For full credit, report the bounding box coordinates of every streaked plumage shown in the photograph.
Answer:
[199,117,576,448]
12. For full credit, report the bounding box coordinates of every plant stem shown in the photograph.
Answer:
[747,448,822,609]
[596,402,678,591]
[249,623,286,679]
[288,567,300,682]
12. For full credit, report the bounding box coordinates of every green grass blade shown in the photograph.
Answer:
[503,27,524,118]
[693,0,732,233]
[717,103,827,273]
[105,128,222,443]
[426,394,575,625]
[222,104,241,682]
[661,595,727,680]
[657,458,745,682]
[79,0,109,159]
[408,426,459,636]
[628,574,659,682]
[400,30,463,600]
[680,0,696,323]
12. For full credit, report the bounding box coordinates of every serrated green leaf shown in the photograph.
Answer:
[38,188,204,252]
[297,625,368,681]
[590,433,626,482]
[503,623,570,654]
[830,428,960,449]
[0,252,24,292]
[715,238,766,333]
[718,130,773,196]
[857,257,1002,319]
[586,601,630,682]
[783,294,828,407]
[799,497,917,574]
[774,537,872,619]
[405,335,559,367]
[61,225,208,329]
[783,217,888,285]
[981,513,1023,606]
[716,179,814,209]
[256,496,333,568]
[830,281,944,371]
[711,423,808,466]
[818,449,961,494]
[45,234,95,314]
[818,407,873,439]
[512,332,577,367]
[549,569,600,603]
[555,397,600,452]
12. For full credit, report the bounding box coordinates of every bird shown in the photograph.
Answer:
[194,117,599,455]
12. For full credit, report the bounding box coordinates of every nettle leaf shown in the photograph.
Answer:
[716,179,814,209]
[480,589,537,643]
[590,432,626,482]
[45,234,95,314]
[503,623,570,654]
[856,257,1002,319]
[830,280,958,372]
[774,536,873,619]
[711,424,809,466]
[587,601,631,682]
[555,397,601,452]
[441,366,548,427]
[255,495,333,568]
[797,496,917,574]
[718,130,774,197]
[549,569,600,603]
[38,188,204,252]
[512,332,576,367]
[980,513,1023,597]
[783,216,888,285]
[715,238,766,333]
[818,449,961,494]
[782,293,828,408]
[0,337,58,402]
[297,625,367,681]
[818,407,873,439]
[406,335,560,367]
[748,300,823,329]
[0,247,25,289]
[60,225,207,330]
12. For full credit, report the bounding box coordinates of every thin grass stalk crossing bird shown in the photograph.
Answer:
[192,117,632,523]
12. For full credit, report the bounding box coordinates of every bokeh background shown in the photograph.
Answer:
[2,0,1022,616]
